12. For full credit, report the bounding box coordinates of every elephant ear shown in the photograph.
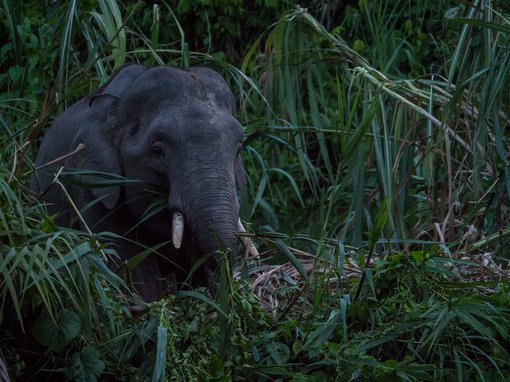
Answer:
[66,94,121,210]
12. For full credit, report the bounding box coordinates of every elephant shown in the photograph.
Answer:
[31,63,257,301]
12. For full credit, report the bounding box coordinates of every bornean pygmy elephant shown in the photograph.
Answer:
[31,63,256,301]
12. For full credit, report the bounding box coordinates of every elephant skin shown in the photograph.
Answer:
[31,63,249,301]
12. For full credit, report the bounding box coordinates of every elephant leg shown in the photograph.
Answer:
[103,239,163,302]
[130,254,163,302]
[79,195,164,301]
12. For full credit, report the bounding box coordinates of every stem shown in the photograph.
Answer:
[53,167,108,262]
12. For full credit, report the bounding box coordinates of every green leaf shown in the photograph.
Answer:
[66,346,105,382]
[217,254,231,359]
[339,294,350,336]
[266,341,290,364]
[368,198,389,250]
[32,309,81,352]
[363,268,376,298]
[301,310,340,351]
[251,365,300,377]
[275,239,309,282]
[152,325,167,382]
[449,17,510,34]
[176,290,228,318]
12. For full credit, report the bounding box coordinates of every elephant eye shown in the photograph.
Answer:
[149,143,165,164]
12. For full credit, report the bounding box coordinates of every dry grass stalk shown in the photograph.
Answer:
[235,243,510,312]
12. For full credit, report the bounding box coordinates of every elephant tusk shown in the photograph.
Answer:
[172,211,185,249]
[237,218,259,258]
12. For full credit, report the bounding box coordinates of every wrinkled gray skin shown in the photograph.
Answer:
[32,64,246,301]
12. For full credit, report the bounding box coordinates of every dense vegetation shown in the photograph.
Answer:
[1,0,510,380]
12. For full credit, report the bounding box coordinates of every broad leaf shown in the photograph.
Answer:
[32,309,81,352]
[66,346,105,382]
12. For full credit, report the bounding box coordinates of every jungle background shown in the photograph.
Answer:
[1,0,510,380]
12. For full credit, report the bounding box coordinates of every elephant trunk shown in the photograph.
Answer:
[196,220,238,257]
[191,198,239,258]
[171,169,240,260]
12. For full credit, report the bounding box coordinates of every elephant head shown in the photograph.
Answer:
[62,64,253,294]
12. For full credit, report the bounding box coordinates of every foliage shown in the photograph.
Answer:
[161,0,292,62]
[1,0,510,381]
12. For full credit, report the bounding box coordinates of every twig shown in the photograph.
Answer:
[52,167,108,262]
[277,284,306,322]
[9,140,31,182]
[24,143,86,177]
[353,246,376,302]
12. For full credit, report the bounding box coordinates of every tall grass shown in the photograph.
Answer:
[1,0,510,380]
[239,2,510,251]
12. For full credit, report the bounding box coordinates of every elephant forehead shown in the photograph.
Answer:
[119,66,234,113]
[152,104,243,140]
[180,95,233,122]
